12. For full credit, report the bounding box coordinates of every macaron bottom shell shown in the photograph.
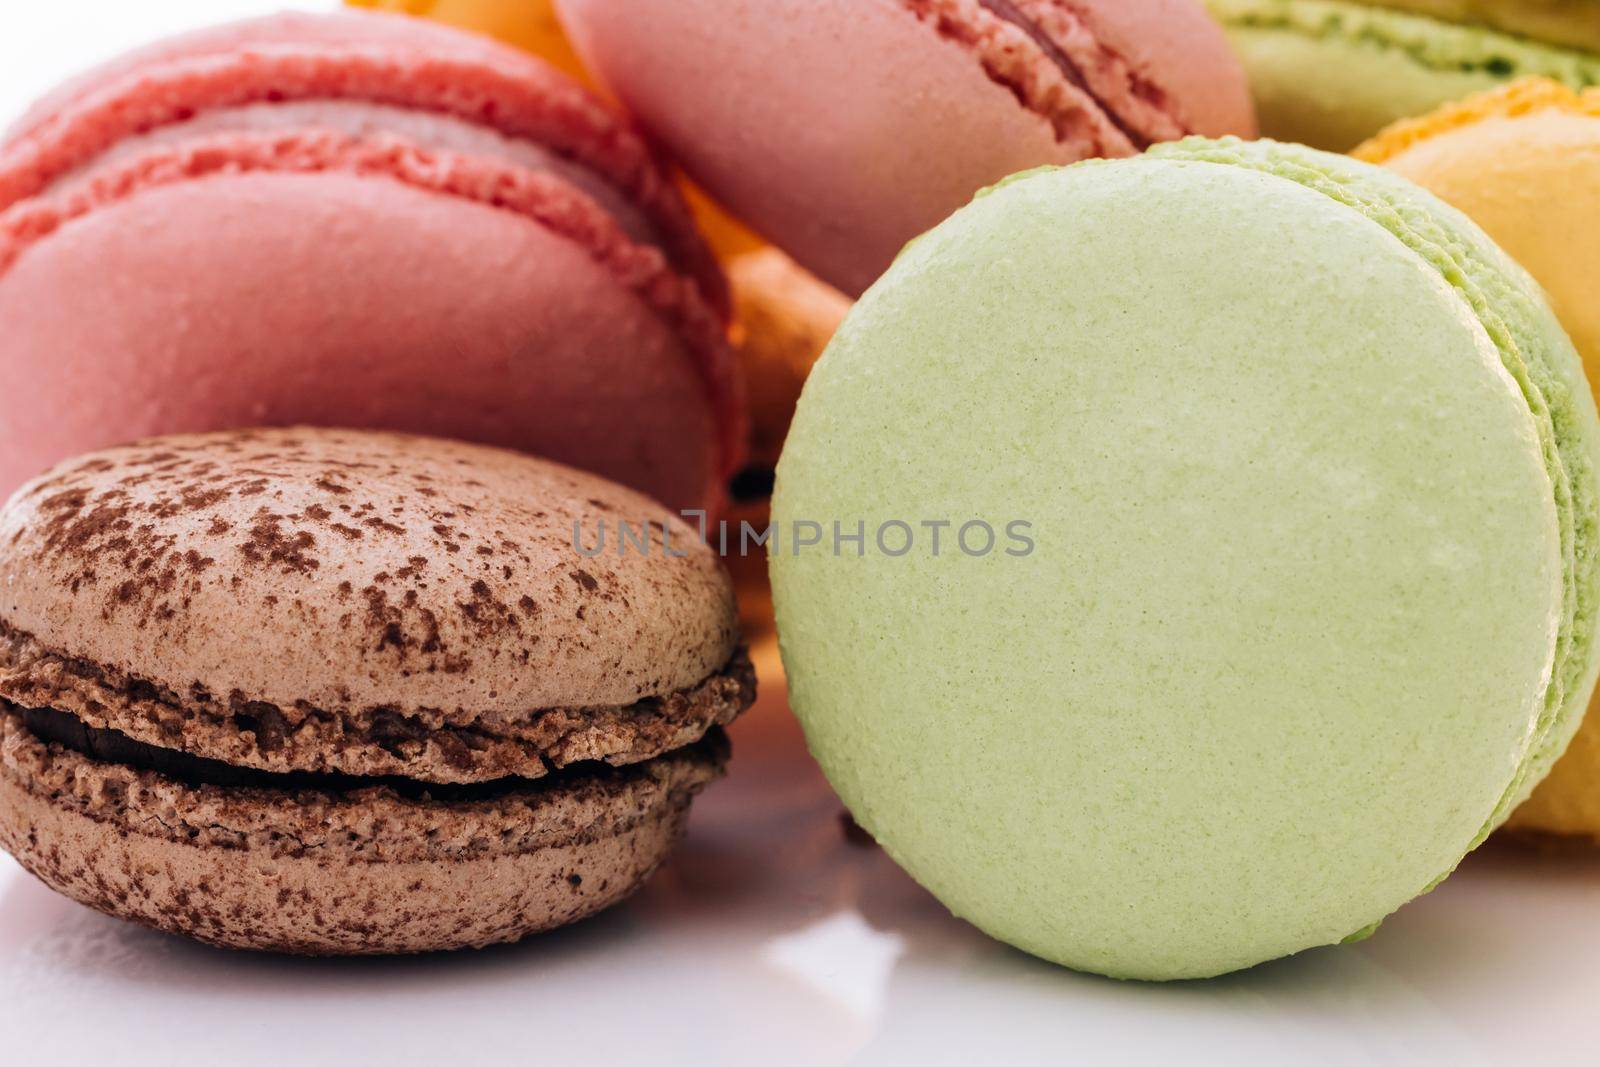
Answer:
[772,146,1596,979]
[0,153,723,512]
[0,709,726,955]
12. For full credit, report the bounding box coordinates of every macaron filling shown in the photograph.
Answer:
[0,620,755,785]
[1208,0,1600,85]
[14,703,730,803]
[1151,136,1600,828]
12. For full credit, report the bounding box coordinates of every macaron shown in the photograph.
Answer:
[1206,0,1600,150]
[771,139,1600,979]
[555,0,1257,296]
[1356,78,1600,843]
[0,11,741,514]
[0,427,756,954]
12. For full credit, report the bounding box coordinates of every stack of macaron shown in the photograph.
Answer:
[0,8,760,954]
[5,0,1600,980]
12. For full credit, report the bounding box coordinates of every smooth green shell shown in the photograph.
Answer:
[771,140,1600,979]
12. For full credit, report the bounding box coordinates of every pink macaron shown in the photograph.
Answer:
[556,0,1256,296]
[0,11,742,514]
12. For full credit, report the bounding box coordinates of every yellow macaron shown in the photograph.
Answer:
[1359,78,1600,841]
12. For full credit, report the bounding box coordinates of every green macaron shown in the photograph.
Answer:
[1206,0,1600,150]
[770,138,1600,980]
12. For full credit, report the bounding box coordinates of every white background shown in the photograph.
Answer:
[0,0,325,129]
[5,4,1600,1064]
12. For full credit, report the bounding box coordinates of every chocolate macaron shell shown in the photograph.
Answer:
[0,708,727,954]
[0,428,746,784]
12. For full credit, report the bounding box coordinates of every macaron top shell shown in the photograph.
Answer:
[1356,73,1600,158]
[7,10,530,137]
[0,10,726,311]
[1207,0,1600,88]
[772,144,1599,979]
[0,428,738,724]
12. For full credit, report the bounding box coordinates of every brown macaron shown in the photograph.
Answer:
[0,427,755,954]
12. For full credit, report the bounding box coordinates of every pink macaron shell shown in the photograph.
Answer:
[558,0,1087,297]
[0,12,728,319]
[0,135,736,515]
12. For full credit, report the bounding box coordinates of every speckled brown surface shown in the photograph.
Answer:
[0,709,720,953]
[0,428,740,714]
[0,428,755,953]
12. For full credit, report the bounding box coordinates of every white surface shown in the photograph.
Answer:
[0,0,328,130]
[3,3,1600,1064]
[5,652,1600,1067]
